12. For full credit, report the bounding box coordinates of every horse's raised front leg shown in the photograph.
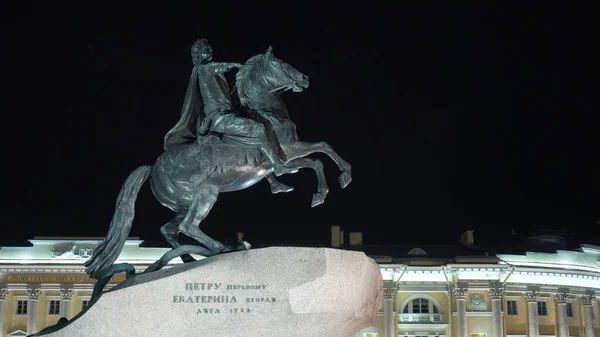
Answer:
[283,141,352,189]
[255,110,340,197]
[274,157,329,207]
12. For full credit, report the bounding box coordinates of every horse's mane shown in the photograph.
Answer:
[234,54,264,107]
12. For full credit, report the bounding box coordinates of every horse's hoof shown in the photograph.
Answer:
[339,171,352,189]
[311,193,326,207]
[237,241,251,250]
[271,183,294,194]
[222,242,250,253]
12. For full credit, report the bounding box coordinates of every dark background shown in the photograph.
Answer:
[2,3,598,247]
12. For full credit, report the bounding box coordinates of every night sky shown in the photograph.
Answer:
[3,3,598,247]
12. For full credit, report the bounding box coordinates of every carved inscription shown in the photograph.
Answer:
[173,282,278,314]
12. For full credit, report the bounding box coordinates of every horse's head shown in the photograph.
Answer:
[235,46,309,107]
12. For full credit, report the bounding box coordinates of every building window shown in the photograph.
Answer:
[15,300,27,315]
[81,300,90,310]
[507,300,518,316]
[537,301,548,316]
[413,298,429,313]
[400,295,444,324]
[48,300,61,315]
[566,303,574,318]
[403,298,439,314]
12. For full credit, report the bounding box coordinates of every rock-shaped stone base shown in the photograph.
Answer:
[36,247,383,337]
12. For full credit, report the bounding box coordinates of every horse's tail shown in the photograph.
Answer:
[84,165,153,277]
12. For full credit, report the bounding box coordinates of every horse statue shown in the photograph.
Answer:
[84,46,352,277]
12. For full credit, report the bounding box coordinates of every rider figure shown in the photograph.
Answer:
[190,39,292,193]
[192,39,270,148]
[190,38,241,141]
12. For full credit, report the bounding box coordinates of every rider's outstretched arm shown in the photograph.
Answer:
[204,62,243,74]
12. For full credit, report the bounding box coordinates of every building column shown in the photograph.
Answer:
[454,287,468,337]
[554,292,570,337]
[446,291,453,337]
[489,287,504,337]
[525,291,540,337]
[582,294,596,337]
[60,289,75,320]
[0,288,9,336]
[27,288,41,335]
[383,284,397,337]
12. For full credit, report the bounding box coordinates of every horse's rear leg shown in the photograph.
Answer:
[160,213,184,249]
[161,212,201,263]
[178,181,250,254]
[177,182,225,253]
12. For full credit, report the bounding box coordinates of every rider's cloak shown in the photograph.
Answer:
[163,65,203,151]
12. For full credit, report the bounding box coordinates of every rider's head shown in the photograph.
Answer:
[191,38,213,65]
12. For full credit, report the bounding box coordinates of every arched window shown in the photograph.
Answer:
[399,294,444,324]
[402,298,439,314]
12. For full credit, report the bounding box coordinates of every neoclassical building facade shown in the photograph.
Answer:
[359,243,600,337]
[1,234,599,337]
[0,237,185,336]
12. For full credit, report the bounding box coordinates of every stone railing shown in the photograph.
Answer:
[399,313,443,323]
